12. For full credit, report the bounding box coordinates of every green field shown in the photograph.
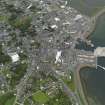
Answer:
[62,72,75,92]
[63,77,75,92]
[0,92,15,105]
[32,90,49,104]
[5,97,15,105]
[46,90,72,105]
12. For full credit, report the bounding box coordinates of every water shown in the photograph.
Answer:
[80,57,105,105]
[68,0,105,105]
[89,14,105,47]
[81,13,105,105]
[79,6,105,105]
[68,0,105,16]
[80,68,105,105]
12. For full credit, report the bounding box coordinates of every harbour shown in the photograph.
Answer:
[68,0,105,105]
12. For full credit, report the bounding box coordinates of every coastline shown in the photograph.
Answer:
[84,7,105,40]
[75,7,105,105]
[74,64,95,105]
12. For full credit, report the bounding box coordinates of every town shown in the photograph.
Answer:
[0,0,99,105]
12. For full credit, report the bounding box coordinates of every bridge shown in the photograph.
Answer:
[97,65,105,70]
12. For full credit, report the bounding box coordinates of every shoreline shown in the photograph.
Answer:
[74,64,95,105]
[75,7,105,105]
[83,7,105,40]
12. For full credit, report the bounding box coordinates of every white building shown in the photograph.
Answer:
[54,17,60,22]
[8,52,19,63]
[51,24,58,29]
[55,50,62,63]
[74,14,83,21]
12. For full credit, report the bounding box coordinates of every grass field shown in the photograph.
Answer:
[63,77,75,92]
[5,97,15,105]
[62,72,75,92]
[32,90,49,104]
[0,92,15,105]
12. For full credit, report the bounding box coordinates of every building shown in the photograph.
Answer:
[8,52,19,63]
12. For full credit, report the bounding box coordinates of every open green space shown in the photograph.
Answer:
[46,90,72,105]
[62,72,75,92]
[5,97,15,105]
[0,92,15,105]
[32,90,49,104]
[25,89,72,105]
[10,63,27,88]
[63,77,75,92]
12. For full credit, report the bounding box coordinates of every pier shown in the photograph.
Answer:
[94,47,105,57]
[94,47,105,70]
